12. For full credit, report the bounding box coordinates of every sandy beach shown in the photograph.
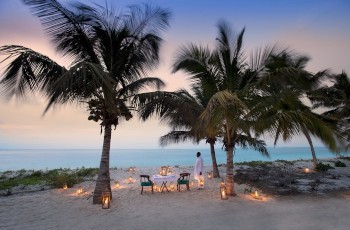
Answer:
[1,159,350,230]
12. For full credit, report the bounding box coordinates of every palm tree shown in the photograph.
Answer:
[134,88,221,178]
[171,21,281,195]
[255,53,343,169]
[0,0,170,204]
[308,71,350,149]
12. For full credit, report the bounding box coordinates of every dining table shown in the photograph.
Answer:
[152,174,177,192]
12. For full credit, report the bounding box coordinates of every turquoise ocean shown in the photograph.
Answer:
[0,147,349,171]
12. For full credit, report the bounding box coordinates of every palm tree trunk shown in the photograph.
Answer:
[209,142,220,178]
[301,127,318,169]
[225,145,236,196]
[93,124,112,204]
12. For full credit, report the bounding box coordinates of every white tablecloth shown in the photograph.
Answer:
[152,174,177,184]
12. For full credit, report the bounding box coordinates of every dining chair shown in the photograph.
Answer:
[140,175,154,194]
[177,172,190,191]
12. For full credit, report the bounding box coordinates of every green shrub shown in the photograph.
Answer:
[46,172,82,188]
[0,170,47,190]
[315,163,334,172]
[334,161,346,167]
[76,167,99,177]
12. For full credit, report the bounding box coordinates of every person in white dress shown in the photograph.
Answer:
[194,152,204,189]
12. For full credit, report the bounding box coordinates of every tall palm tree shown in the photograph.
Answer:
[171,21,281,195]
[255,53,343,169]
[0,0,170,204]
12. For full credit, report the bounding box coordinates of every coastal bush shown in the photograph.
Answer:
[0,169,92,191]
[334,161,346,167]
[46,172,82,188]
[76,167,99,177]
[315,163,334,172]
[236,161,272,167]
[0,170,47,190]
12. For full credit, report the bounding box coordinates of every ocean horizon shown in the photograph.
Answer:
[0,147,349,172]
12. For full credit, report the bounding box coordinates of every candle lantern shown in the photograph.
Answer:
[160,166,168,176]
[199,176,204,188]
[207,171,212,179]
[220,186,228,200]
[191,180,195,187]
[63,183,68,190]
[114,180,120,188]
[220,180,225,187]
[102,192,111,209]
[304,167,310,173]
[252,189,262,200]
[128,176,133,184]
[153,183,158,191]
[77,187,84,195]
[170,182,175,191]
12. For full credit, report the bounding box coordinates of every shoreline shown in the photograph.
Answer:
[1,157,350,196]
[1,157,350,230]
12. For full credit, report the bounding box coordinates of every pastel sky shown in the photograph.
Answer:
[0,0,349,149]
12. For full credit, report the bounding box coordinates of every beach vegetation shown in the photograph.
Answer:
[334,161,346,167]
[315,163,334,172]
[0,168,97,190]
[46,172,82,188]
[236,161,272,167]
[75,167,99,178]
[0,0,170,204]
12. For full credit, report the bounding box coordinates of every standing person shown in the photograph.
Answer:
[194,152,204,189]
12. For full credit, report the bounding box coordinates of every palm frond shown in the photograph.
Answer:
[159,130,198,147]
[0,45,65,99]
[44,61,114,113]
[23,0,99,63]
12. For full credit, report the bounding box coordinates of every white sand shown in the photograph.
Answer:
[1,164,350,230]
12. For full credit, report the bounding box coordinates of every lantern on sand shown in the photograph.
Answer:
[170,182,175,191]
[160,166,168,176]
[191,180,195,187]
[114,181,120,188]
[199,176,204,188]
[304,167,310,173]
[102,192,111,209]
[63,183,68,190]
[252,189,262,200]
[128,176,133,184]
[220,186,228,200]
[77,187,84,195]
[207,171,212,179]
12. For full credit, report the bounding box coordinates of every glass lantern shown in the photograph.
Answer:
[220,186,228,200]
[102,192,111,209]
